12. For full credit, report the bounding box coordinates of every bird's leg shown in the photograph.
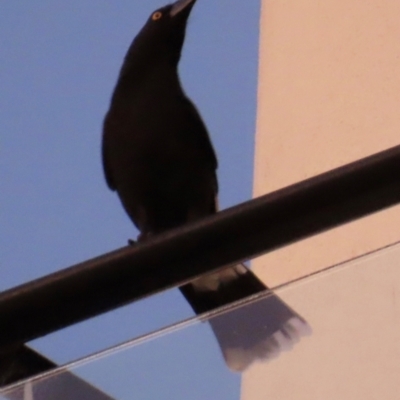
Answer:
[137,231,153,242]
[127,229,153,246]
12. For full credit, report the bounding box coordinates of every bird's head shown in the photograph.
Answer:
[122,0,197,74]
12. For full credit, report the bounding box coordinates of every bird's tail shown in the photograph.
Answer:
[180,265,311,371]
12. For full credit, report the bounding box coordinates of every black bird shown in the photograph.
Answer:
[102,0,310,371]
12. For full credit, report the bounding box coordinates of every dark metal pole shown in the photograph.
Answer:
[1,143,400,350]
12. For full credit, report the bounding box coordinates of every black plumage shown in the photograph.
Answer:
[103,0,217,239]
[102,0,310,371]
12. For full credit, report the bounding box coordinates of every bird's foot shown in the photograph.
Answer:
[128,232,153,245]
[137,232,153,243]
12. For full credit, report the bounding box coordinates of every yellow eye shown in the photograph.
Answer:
[152,11,163,21]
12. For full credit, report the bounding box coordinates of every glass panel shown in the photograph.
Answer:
[2,241,400,400]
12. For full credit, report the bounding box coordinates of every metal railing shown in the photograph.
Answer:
[1,143,400,351]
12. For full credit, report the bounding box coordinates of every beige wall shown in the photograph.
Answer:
[252,0,400,287]
[244,0,400,398]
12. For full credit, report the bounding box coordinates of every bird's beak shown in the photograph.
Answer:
[170,0,196,17]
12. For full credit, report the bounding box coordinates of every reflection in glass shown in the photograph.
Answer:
[204,288,311,371]
[2,242,400,399]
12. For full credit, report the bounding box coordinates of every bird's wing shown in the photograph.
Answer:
[178,94,218,172]
[101,114,117,191]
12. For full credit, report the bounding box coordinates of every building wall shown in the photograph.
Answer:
[243,1,400,398]
[252,0,400,287]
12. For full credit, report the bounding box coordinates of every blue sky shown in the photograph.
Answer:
[1,1,260,398]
